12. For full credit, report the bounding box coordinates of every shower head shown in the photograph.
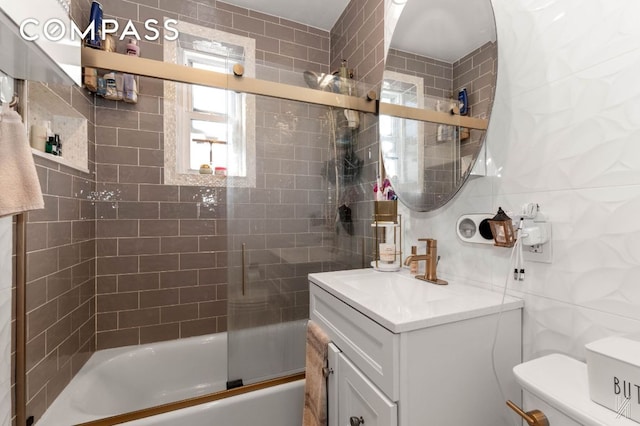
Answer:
[303,70,338,91]
[303,70,320,89]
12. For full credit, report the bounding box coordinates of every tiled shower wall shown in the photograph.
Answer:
[386,41,497,114]
[5,7,98,425]
[22,85,96,422]
[385,48,453,99]
[384,43,497,203]
[453,41,497,165]
[93,0,335,348]
[329,0,385,259]
[8,0,387,421]
[453,41,497,121]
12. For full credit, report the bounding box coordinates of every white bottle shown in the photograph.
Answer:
[123,74,138,103]
[103,72,118,100]
[29,122,48,152]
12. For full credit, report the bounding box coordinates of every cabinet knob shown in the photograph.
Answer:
[349,416,365,426]
[506,400,549,426]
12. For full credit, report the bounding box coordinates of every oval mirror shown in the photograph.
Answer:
[380,0,497,211]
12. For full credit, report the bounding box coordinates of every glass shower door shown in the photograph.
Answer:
[224,57,371,386]
[225,92,328,387]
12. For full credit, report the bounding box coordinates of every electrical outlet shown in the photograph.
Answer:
[523,241,552,263]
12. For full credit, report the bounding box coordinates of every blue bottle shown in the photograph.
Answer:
[458,88,469,116]
[86,1,103,48]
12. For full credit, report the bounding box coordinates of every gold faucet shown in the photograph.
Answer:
[404,238,448,285]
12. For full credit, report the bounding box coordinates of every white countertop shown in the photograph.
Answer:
[308,268,523,333]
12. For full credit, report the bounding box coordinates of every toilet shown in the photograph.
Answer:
[512,354,637,426]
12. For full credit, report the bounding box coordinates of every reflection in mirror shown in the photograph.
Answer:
[381,0,497,211]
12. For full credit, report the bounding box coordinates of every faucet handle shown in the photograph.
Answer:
[418,238,436,244]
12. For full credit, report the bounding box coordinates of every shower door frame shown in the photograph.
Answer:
[81,48,488,130]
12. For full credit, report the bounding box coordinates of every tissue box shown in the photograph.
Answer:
[585,336,640,422]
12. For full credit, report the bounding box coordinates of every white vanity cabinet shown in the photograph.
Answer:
[309,269,524,426]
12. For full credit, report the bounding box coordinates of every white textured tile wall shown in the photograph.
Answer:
[405,0,640,362]
[0,217,12,426]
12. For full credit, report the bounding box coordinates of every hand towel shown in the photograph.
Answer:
[0,105,44,217]
[302,320,331,426]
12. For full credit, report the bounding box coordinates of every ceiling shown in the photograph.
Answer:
[225,0,351,31]
[391,0,496,62]
[225,0,496,63]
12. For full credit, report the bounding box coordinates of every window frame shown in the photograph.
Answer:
[179,49,244,175]
[163,20,256,187]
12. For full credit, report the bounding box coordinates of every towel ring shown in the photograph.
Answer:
[9,94,18,109]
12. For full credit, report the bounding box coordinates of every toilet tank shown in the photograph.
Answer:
[513,354,638,426]
[522,390,582,426]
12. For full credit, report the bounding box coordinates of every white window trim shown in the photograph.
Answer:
[163,20,256,187]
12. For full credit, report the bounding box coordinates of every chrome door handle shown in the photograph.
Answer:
[350,416,364,426]
[506,400,549,426]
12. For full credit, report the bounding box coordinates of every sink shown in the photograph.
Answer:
[308,268,523,333]
[342,271,451,302]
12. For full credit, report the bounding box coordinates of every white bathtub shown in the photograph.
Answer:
[124,380,304,426]
[38,322,306,426]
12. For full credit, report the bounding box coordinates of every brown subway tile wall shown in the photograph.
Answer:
[453,41,497,120]
[385,42,497,201]
[93,0,338,349]
[328,0,385,266]
[22,82,97,422]
[453,41,497,166]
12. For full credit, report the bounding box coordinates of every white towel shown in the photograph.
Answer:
[0,105,44,217]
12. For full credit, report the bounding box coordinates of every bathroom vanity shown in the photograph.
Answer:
[308,269,524,426]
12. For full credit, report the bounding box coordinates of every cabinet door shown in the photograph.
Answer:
[338,353,397,426]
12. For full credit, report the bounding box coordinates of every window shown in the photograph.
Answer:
[164,21,256,187]
[380,71,424,185]
[180,49,246,175]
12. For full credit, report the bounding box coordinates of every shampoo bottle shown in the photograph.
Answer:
[86,1,103,49]
[339,59,348,94]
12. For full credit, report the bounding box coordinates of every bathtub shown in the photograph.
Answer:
[38,321,306,426]
[123,380,304,426]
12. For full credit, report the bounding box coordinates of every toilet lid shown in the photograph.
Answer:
[513,354,637,426]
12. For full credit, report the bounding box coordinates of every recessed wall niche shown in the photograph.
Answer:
[25,81,88,173]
